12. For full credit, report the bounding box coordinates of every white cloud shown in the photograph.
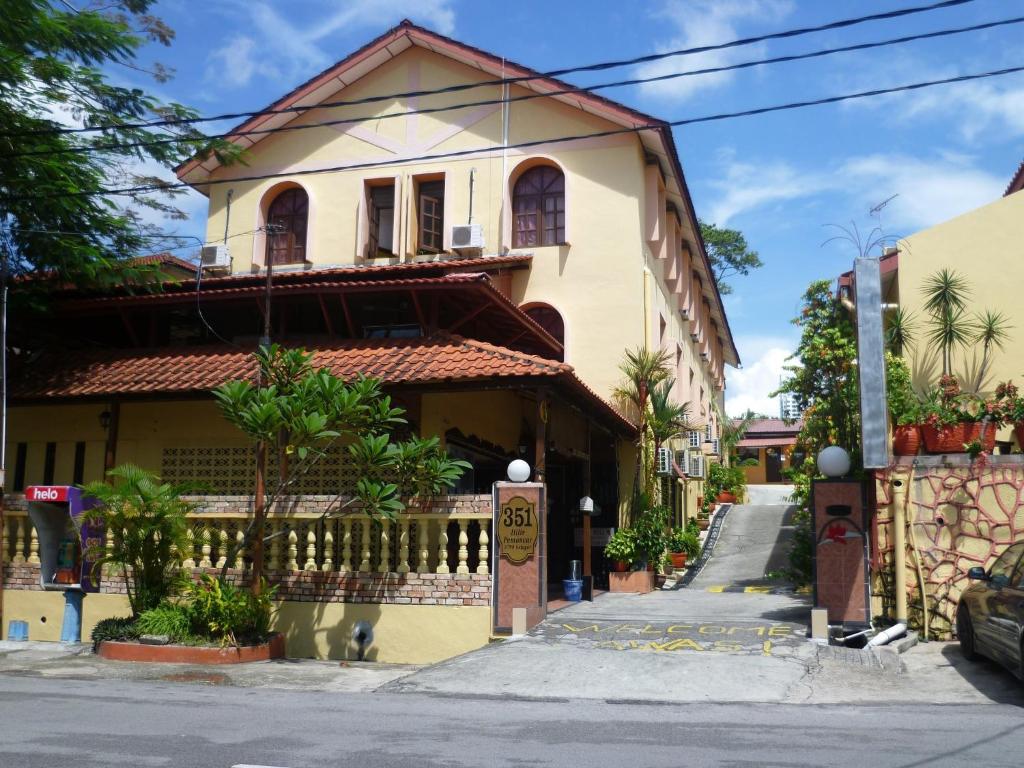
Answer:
[899,78,1024,143]
[636,0,793,103]
[703,151,1005,234]
[726,335,796,417]
[205,0,458,89]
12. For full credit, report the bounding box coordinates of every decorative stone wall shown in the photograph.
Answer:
[3,563,490,606]
[872,456,1024,638]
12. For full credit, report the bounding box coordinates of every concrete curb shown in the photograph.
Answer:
[815,630,919,676]
[672,503,731,589]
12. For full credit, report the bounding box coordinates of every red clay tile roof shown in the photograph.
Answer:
[736,436,798,448]
[11,333,633,433]
[1007,157,1024,197]
[738,418,803,434]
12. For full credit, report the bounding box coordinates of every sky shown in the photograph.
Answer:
[116,0,1024,416]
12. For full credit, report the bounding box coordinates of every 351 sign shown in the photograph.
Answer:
[496,495,539,565]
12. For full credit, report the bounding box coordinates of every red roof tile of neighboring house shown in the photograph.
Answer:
[736,436,799,448]
[11,333,633,433]
[740,418,803,434]
[1006,158,1024,196]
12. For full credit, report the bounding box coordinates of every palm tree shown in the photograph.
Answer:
[921,269,971,376]
[614,347,672,515]
[720,409,755,463]
[972,310,1012,393]
[884,307,915,356]
[648,378,690,461]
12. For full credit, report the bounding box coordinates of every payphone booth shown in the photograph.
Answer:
[25,486,104,642]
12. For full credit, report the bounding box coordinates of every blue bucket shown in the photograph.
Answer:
[562,578,583,602]
[8,620,29,641]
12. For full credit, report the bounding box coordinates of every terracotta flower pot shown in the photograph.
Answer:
[1015,422,1024,449]
[716,491,737,504]
[921,423,966,453]
[892,424,922,456]
[963,423,996,453]
[669,552,688,569]
[613,560,628,573]
[697,518,710,531]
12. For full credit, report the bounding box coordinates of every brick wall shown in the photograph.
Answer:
[3,563,491,606]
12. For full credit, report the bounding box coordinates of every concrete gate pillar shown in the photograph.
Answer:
[491,482,547,635]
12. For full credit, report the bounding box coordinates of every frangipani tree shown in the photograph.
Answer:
[214,345,469,589]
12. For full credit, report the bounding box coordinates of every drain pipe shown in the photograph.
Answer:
[905,482,932,641]
[890,476,908,624]
[867,622,907,647]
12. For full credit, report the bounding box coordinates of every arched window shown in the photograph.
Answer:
[522,302,565,361]
[513,166,565,247]
[265,187,309,265]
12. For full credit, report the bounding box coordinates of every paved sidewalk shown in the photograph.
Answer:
[0,640,419,692]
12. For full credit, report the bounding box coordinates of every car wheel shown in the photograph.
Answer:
[957,606,977,661]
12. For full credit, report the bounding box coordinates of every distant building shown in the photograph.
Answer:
[779,392,802,421]
[734,418,803,484]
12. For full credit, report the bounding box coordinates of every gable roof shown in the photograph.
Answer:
[1006,157,1024,197]
[174,19,739,368]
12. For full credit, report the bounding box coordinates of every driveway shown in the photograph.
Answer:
[389,497,819,703]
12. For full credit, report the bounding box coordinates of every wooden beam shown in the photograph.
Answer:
[118,310,139,347]
[448,302,489,333]
[339,294,355,337]
[317,294,335,337]
[103,401,120,475]
[534,389,548,483]
[410,290,426,330]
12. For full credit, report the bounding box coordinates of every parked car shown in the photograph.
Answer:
[956,541,1024,680]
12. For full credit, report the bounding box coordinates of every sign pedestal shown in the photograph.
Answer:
[492,482,546,635]
[811,479,870,628]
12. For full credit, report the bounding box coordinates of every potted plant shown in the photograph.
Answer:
[920,376,967,453]
[604,529,637,572]
[959,394,998,453]
[993,381,1024,449]
[667,528,700,569]
[633,506,670,572]
[886,352,922,455]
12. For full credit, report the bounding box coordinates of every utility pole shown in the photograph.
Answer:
[250,228,277,592]
[0,231,10,629]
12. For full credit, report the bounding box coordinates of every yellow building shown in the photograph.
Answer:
[844,159,1024,446]
[1,21,737,659]
[735,419,803,485]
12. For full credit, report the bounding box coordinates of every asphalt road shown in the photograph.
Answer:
[1,675,1022,768]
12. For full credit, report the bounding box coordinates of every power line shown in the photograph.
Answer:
[1,0,981,139]
[6,13,1022,161]
[4,62,1022,203]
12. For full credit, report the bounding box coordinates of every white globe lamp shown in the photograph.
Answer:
[817,446,851,478]
[507,459,531,483]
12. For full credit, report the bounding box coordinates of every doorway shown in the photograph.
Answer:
[765,448,783,483]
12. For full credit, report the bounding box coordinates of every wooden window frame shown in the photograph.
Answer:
[417,179,445,254]
[513,166,565,248]
[265,187,309,266]
[367,183,396,259]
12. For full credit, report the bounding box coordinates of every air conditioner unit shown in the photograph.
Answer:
[200,244,230,271]
[656,446,673,476]
[450,223,484,250]
[689,454,705,478]
[711,438,721,455]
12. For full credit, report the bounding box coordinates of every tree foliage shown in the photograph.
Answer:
[81,463,194,616]
[773,281,861,584]
[213,345,470,577]
[0,0,241,293]
[699,220,763,295]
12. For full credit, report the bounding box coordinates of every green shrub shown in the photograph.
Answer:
[633,506,670,566]
[185,575,278,646]
[136,603,193,641]
[604,528,637,565]
[90,616,139,652]
[684,518,700,537]
[667,529,701,559]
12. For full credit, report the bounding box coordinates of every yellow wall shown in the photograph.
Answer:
[4,400,248,492]
[421,390,526,453]
[198,44,726,406]
[273,601,491,664]
[1,591,488,663]
[897,190,1024,432]
[738,446,795,485]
